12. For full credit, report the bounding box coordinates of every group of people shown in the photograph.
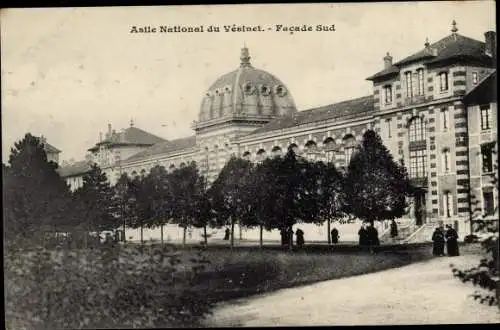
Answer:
[280,228,305,248]
[358,222,380,246]
[432,224,460,257]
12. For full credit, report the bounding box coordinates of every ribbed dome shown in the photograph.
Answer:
[198,47,297,122]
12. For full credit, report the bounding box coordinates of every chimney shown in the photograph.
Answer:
[40,135,46,144]
[383,52,393,70]
[108,123,112,134]
[485,31,496,58]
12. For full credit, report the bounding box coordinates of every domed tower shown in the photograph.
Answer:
[193,47,297,139]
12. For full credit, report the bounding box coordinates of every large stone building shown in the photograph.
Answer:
[58,22,497,242]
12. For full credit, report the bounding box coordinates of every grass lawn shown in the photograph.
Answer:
[4,243,435,329]
[172,243,435,303]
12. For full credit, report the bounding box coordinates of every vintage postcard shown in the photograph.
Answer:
[2,2,498,328]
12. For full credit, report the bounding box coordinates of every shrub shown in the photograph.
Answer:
[4,245,214,329]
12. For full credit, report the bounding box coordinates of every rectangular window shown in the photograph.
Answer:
[405,71,413,98]
[441,108,449,130]
[472,72,478,85]
[386,119,392,138]
[442,149,450,172]
[417,68,424,96]
[483,191,495,216]
[443,191,453,218]
[439,72,449,92]
[481,144,493,173]
[409,149,427,178]
[384,85,393,104]
[480,104,491,130]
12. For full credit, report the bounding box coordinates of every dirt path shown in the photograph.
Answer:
[205,254,499,326]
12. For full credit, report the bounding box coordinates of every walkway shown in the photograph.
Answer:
[205,253,500,326]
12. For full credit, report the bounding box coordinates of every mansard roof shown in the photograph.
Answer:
[367,33,493,81]
[123,135,197,163]
[248,95,374,136]
[88,127,167,151]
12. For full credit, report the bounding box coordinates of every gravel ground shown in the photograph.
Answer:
[205,253,500,326]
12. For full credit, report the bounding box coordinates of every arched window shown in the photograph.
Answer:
[343,135,356,165]
[256,149,266,163]
[242,151,251,161]
[288,143,299,155]
[323,137,336,163]
[271,146,282,158]
[305,141,319,161]
[408,116,426,142]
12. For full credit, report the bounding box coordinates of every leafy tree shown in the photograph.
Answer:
[313,161,345,244]
[147,165,172,246]
[240,158,278,248]
[3,133,71,247]
[209,156,253,249]
[168,163,205,247]
[343,130,414,226]
[74,163,118,247]
[452,146,499,307]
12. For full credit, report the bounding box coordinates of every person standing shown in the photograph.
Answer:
[358,223,368,246]
[366,223,380,246]
[390,220,398,241]
[431,227,445,256]
[296,228,304,248]
[445,224,460,256]
[331,228,339,244]
[223,228,230,240]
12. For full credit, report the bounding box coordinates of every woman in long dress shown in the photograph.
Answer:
[445,225,460,256]
[431,227,445,256]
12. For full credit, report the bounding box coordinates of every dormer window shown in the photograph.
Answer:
[383,85,393,104]
[405,71,413,98]
[439,71,449,92]
[417,68,424,96]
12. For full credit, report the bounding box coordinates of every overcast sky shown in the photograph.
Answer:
[1,2,495,163]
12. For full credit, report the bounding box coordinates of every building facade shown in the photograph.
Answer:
[59,22,497,241]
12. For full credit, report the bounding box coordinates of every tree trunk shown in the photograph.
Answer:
[140,224,144,245]
[203,225,208,246]
[327,217,331,245]
[259,224,263,248]
[122,214,126,243]
[230,217,235,250]
[83,231,88,249]
[182,226,187,248]
[289,225,293,251]
[239,220,243,240]
[160,223,164,247]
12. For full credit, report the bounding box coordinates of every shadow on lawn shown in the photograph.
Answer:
[187,243,435,304]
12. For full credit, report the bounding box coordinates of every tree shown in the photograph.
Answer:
[168,163,205,247]
[3,133,71,247]
[74,164,118,247]
[453,146,499,307]
[209,156,253,249]
[240,158,279,248]
[343,130,413,226]
[147,165,172,246]
[314,161,345,244]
